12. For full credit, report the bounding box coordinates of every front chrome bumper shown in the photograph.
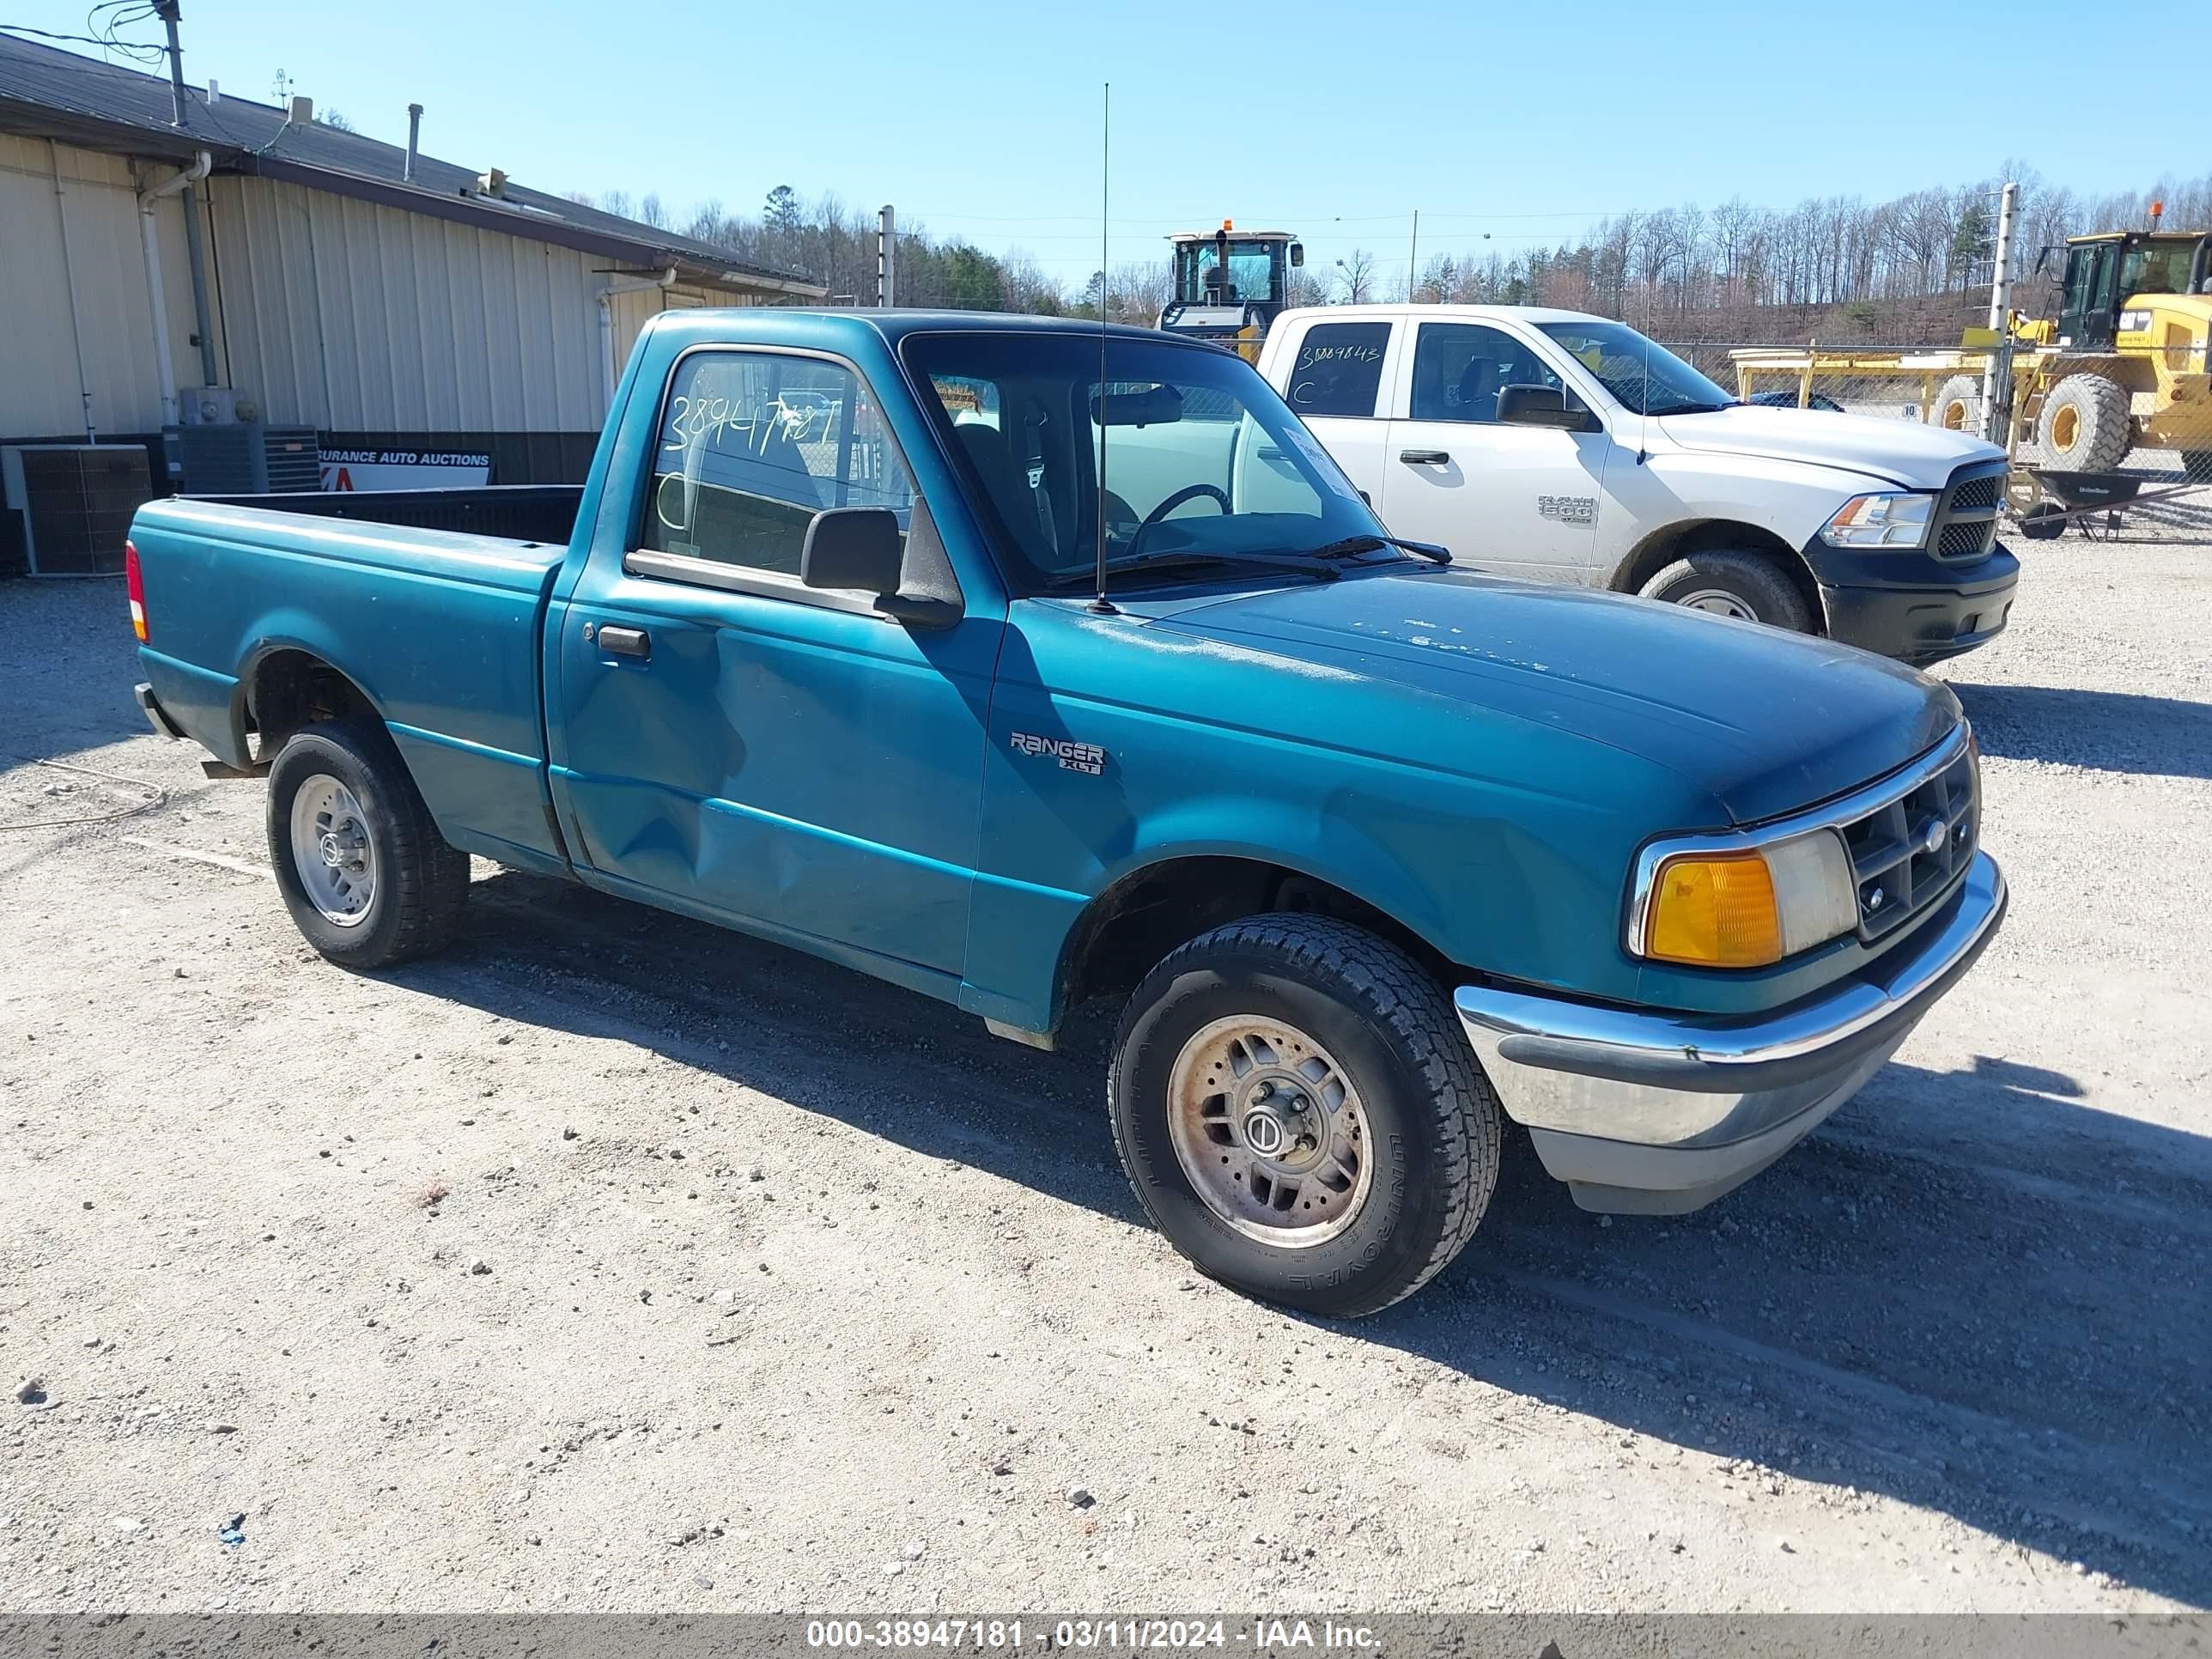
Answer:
[1455,852,2007,1213]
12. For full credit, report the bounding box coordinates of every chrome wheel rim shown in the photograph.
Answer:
[1676,588,1756,620]
[1166,1015,1373,1248]
[289,774,376,927]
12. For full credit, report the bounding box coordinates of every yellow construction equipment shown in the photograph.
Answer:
[1731,225,2212,480]
[1157,222,1303,362]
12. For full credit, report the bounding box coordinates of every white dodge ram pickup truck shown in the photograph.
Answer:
[1257,304,2021,664]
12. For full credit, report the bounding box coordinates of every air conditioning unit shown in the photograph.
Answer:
[166,423,320,494]
[1,444,153,577]
[179,386,263,426]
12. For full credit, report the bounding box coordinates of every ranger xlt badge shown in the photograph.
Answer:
[1010,732,1107,776]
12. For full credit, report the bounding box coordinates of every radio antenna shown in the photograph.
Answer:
[1088,81,1117,616]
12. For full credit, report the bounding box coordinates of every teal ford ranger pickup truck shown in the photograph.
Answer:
[128,310,2006,1316]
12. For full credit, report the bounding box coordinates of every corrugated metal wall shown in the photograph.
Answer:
[0,132,203,440]
[3,133,767,447]
[204,178,761,433]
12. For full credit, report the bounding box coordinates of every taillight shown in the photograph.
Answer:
[125,539,148,642]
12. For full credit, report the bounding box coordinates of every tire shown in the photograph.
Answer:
[1929,374,1982,434]
[1108,914,1502,1317]
[2036,373,2131,471]
[1638,550,1814,633]
[264,720,471,968]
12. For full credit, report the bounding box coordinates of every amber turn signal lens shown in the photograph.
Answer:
[1644,853,1784,968]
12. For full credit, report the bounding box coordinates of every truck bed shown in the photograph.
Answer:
[185,484,583,550]
[129,492,574,872]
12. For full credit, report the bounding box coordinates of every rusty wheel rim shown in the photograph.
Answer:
[1165,1015,1373,1248]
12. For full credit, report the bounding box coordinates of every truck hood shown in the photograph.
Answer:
[1156,568,1959,825]
[1655,405,2003,489]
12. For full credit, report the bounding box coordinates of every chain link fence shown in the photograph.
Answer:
[1662,340,2212,542]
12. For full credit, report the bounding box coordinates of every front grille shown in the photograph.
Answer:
[1939,519,1996,558]
[1838,742,1978,940]
[1928,459,2008,562]
[1948,471,2004,513]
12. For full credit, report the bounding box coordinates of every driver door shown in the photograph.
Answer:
[549,347,1001,985]
[1379,320,1608,582]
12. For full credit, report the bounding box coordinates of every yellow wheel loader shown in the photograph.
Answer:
[1157,223,1303,362]
[1938,229,2212,474]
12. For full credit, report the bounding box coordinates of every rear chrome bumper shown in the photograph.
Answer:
[1455,852,2007,1213]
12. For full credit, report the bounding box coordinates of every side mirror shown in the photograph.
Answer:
[2033,245,2053,276]
[801,507,903,597]
[1497,384,1599,432]
[1289,242,1304,269]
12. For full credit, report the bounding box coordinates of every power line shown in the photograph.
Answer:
[0,17,163,60]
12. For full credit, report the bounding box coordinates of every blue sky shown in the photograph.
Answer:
[10,0,2191,289]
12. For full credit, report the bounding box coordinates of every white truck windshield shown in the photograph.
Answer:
[1535,321,1736,417]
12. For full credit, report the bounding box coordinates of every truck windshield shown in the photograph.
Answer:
[1174,240,1280,303]
[2119,240,2198,297]
[1534,320,1735,417]
[902,331,1389,595]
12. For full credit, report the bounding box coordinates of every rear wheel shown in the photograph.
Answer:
[1930,374,1982,434]
[1638,550,1814,633]
[265,720,470,968]
[1108,915,1501,1317]
[2036,373,2131,471]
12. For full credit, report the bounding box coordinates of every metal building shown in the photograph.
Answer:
[0,32,823,574]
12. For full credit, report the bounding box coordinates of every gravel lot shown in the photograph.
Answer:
[2,541,2208,1615]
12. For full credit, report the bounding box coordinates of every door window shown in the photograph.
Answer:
[645,352,915,574]
[1408,323,1562,423]
[1280,322,1391,418]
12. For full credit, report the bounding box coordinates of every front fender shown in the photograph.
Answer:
[959,606,1681,1035]
[1620,453,1896,578]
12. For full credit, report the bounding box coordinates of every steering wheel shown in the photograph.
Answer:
[1124,483,1231,563]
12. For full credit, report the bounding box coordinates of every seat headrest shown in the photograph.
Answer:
[1455,357,1499,415]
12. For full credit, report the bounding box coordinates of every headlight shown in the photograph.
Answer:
[1635,829,1857,968]
[1821,492,1935,549]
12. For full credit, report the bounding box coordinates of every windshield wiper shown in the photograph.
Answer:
[1045,548,1345,592]
[1301,533,1453,565]
[1648,399,1737,416]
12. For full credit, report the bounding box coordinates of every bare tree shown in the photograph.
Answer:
[556,161,2211,335]
[1334,248,1378,304]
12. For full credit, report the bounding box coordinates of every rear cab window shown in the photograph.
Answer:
[1281,322,1392,419]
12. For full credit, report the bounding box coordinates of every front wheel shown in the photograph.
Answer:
[1638,550,1814,633]
[265,720,471,968]
[1108,915,1502,1316]
[2036,373,2131,472]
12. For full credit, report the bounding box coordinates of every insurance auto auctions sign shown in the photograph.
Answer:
[319,447,491,491]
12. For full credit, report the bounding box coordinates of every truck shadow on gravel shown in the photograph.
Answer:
[410,868,2212,1607]
[1951,681,2212,780]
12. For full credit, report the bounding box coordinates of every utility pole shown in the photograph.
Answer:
[154,0,187,126]
[877,205,896,307]
[1407,210,1419,302]
[152,0,219,388]
[1978,180,2019,447]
